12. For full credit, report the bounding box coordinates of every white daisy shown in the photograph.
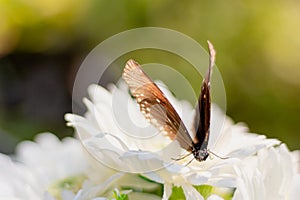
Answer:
[0,153,40,200]
[233,144,300,200]
[65,82,280,199]
[0,133,89,200]
[0,133,168,200]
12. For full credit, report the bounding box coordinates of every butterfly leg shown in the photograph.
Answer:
[172,152,192,161]
[184,157,195,166]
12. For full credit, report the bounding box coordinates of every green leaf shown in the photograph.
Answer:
[168,184,234,200]
[169,186,185,200]
[113,191,129,200]
[194,185,213,199]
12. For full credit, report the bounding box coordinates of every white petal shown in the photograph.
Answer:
[185,171,211,185]
[162,183,172,200]
[207,194,224,200]
[291,150,300,173]
[61,190,76,200]
[87,84,112,106]
[181,184,204,200]
[65,113,101,139]
[128,192,161,200]
[288,174,300,200]
[0,154,40,199]
[142,172,164,184]
[76,173,124,199]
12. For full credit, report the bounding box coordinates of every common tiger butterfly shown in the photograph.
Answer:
[122,41,216,162]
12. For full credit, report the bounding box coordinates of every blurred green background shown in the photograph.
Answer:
[0,0,299,153]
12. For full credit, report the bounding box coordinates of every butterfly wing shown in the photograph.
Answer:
[122,59,193,151]
[193,41,216,150]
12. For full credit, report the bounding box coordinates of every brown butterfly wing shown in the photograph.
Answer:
[122,59,193,151]
[193,41,215,150]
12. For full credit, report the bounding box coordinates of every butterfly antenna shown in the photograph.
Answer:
[208,149,229,160]
[206,40,216,85]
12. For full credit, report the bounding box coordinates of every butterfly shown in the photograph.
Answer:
[122,41,216,162]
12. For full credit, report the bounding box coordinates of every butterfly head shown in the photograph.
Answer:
[192,144,209,162]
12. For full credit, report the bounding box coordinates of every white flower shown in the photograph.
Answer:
[15,133,88,186]
[0,133,165,200]
[233,144,300,200]
[73,173,163,200]
[0,133,89,200]
[0,153,40,200]
[65,82,280,199]
[1,81,295,200]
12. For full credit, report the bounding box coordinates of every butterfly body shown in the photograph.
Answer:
[122,41,216,163]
